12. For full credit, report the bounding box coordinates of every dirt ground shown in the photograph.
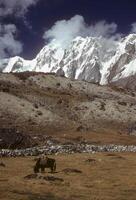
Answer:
[0,153,136,200]
[54,130,136,146]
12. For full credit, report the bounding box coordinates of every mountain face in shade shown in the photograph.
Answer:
[0,34,136,90]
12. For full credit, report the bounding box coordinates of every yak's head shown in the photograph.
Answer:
[33,157,41,173]
[34,164,39,173]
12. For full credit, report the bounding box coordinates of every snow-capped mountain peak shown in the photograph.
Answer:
[0,34,136,90]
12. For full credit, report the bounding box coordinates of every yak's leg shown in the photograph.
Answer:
[50,166,55,173]
[51,163,56,173]
[53,162,56,172]
[34,165,39,173]
[41,166,45,173]
[51,166,54,173]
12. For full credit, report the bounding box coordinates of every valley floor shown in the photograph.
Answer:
[0,153,136,200]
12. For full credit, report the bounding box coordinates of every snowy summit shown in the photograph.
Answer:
[0,34,136,89]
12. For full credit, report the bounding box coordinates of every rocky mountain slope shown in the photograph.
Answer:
[0,72,136,148]
[0,34,136,90]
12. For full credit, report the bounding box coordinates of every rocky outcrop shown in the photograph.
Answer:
[0,73,136,149]
[0,128,35,149]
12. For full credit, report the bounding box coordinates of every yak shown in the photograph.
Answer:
[34,156,56,173]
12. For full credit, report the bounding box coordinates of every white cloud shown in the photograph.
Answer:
[43,15,120,48]
[0,0,41,58]
[131,23,136,33]
[43,15,86,47]
[0,24,23,58]
[86,20,117,38]
[0,0,40,17]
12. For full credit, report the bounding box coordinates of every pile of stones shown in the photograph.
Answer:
[1,141,136,157]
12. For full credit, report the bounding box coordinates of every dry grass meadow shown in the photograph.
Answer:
[1,153,136,200]
[0,73,136,200]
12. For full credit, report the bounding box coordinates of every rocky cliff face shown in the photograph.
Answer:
[0,34,136,90]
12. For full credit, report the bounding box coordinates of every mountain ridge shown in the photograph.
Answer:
[0,34,136,90]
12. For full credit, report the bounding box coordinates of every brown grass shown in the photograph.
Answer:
[1,153,136,200]
[53,129,136,146]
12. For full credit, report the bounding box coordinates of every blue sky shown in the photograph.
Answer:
[0,0,136,59]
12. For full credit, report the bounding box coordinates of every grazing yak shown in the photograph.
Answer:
[34,156,56,173]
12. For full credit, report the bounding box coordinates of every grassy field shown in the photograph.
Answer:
[0,153,136,200]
